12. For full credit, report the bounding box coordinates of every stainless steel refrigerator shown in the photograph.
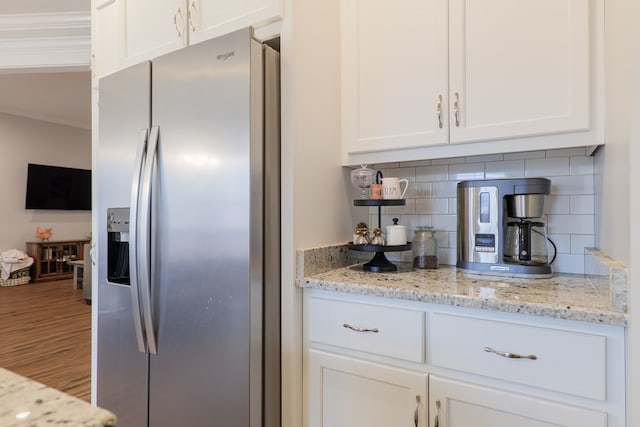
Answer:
[96,28,280,427]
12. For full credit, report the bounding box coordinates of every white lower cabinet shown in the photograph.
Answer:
[429,375,607,427]
[306,350,427,427]
[303,290,626,427]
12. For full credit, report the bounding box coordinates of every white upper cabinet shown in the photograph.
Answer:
[122,0,185,67]
[341,0,449,152]
[92,0,121,79]
[448,0,590,144]
[91,0,281,78]
[341,0,602,165]
[188,0,281,46]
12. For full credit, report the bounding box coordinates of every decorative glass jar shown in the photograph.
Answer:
[412,226,438,269]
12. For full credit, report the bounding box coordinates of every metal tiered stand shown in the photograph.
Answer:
[349,199,412,272]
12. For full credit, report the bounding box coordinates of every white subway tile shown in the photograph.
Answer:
[382,167,416,182]
[448,198,457,214]
[438,248,457,266]
[546,147,588,158]
[412,182,432,198]
[416,198,449,214]
[547,234,571,254]
[485,160,525,179]
[415,165,448,182]
[570,195,595,214]
[569,156,594,175]
[466,154,504,163]
[402,159,432,167]
[449,163,485,181]
[405,217,430,237]
[547,214,594,235]
[432,214,457,232]
[432,156,466,165]
[549,175,594,195]
[449,231,457,249]
[545,196,570,214]
[571,234,595,254]
[504,150,546,160]
[383,199,416,215]
[552,253,584,275]
[434,231,449,247]
[432,181,458,198]
[525,157,569,177]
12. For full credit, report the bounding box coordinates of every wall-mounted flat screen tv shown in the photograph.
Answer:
[25,163,91,210]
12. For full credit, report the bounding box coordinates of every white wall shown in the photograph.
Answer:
[596,0,636,424]
[0,112,91,252]
[280,0,351,425]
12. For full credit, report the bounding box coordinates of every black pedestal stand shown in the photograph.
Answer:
[349,199,412,272]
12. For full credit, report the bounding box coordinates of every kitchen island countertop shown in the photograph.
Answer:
[0,368,116,427]
[298,264,627,326]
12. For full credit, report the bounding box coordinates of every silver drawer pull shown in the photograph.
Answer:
[342,323,379,333]
[484,346,537,360]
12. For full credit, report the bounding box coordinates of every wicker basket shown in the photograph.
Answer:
[0,266,31,287]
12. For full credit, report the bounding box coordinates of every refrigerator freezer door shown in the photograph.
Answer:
[97,61,151,427]
[148,28,259,426]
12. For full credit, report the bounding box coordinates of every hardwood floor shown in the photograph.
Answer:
[0,279,91,401]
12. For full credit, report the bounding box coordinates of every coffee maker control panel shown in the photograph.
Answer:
[474,234,496,252]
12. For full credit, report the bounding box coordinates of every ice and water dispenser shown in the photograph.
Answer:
[107,208,130,285]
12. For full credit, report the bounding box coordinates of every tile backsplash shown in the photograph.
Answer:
[362,147,595,274]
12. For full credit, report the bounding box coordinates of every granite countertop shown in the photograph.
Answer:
[298,263,628,326]
[0,368,116,427]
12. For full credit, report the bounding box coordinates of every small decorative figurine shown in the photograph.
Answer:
[370,228,385,245]
[353,222,370,245]
[36,226,53,242]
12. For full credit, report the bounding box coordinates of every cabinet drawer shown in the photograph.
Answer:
[306,296,425,363]
[429,313,607,400]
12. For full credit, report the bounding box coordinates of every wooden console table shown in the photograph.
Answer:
[25,240,90,283]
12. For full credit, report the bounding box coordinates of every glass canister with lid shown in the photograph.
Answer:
[412,226,438,269]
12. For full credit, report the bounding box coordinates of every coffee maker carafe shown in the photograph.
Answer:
[503,194,550,266]
[457,178,554,278]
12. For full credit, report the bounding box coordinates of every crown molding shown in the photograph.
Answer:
[0,12,90,72]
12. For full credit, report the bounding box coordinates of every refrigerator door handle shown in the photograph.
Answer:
[138,125,159,355]
[129,128,150,353]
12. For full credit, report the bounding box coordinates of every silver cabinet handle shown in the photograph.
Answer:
[484,346,537,360]
[173,7,185,38]
[342,323,379,333]
[414,395,420,427]
[434,399,440,427]
[188,0,198,32]
[436,95,443,129]
[453,92,460,127]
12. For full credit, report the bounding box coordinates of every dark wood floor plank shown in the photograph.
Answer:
[0,279,91,401]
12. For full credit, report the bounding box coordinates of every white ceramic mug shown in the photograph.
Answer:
[382,177,409,199]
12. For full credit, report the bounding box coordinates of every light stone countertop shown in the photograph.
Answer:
[0,368,116,427]
[298,263,628,326]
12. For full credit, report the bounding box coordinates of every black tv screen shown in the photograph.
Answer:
[25,163,91,210]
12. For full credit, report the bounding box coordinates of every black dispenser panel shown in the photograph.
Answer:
[107,208,130,285]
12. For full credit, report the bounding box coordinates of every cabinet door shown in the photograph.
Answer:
[429,376,606,427]
[306,350,427,427]
[122,0,186,67]
[188,0,281,46]
[448,0,590,144]
[92,0,121,78]
[341,0,448,155]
